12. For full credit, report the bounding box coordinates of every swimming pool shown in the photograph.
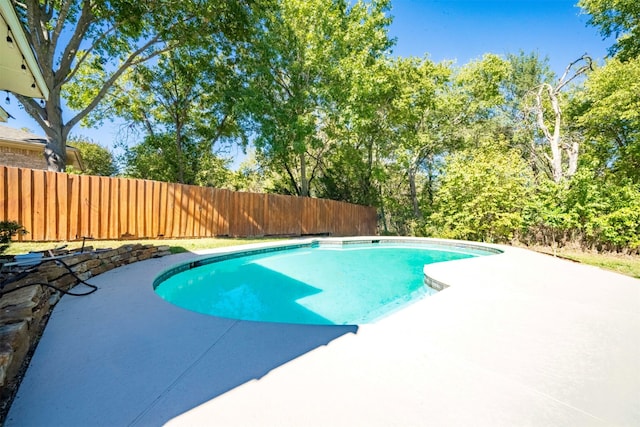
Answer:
[153,239,499,325]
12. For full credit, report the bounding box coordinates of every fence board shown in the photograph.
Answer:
[142,180,151,238]
[88,175,99,239]
[171,185,182,238]
[7,168,20,228]
[0,166,377,241]
[185,185,195,237]
[19,169,32,241]
[149,181,159,238]
[157,182,167,238]
[199,187,210,237]
[98,177,109,238]
[32,170,46,241]
[56,172,68,240]
[44,171,57,240]
[0,168,6,221]
[126,179,135,237]
[78,175,89,238]
[217,189,230,236]
[133,179,142,237]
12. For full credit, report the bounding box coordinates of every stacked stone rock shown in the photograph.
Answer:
[0,244,171,416]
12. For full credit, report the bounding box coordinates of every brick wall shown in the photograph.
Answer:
[0,147,45,170]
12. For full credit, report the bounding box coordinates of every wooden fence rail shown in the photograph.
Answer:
[0,166,377,241]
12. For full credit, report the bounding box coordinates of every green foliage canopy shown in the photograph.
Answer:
[429,139,534,243]
[579,0,640,60]
[66,136,117,176]
[568,57,640,182]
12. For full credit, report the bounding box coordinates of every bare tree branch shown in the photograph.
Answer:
[534,85,553,142]
[556,54,592,92]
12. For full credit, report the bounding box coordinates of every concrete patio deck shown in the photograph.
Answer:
[5,239,640,426]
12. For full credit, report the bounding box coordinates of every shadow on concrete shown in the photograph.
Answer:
[132,321,358,425]
[5,252,358,426]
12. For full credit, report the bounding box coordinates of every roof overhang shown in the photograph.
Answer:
[0,0,49,100]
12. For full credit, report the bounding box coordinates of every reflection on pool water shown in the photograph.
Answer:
[154,241,495,325]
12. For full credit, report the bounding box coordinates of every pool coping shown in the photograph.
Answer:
[6,238,640,426]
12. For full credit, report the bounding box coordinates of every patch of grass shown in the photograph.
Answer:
[3,237,285,256]
[533,247,640,279]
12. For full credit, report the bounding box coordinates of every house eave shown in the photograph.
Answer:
[0,0,49,99]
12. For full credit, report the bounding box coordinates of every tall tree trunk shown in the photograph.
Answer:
[175,121,185,184]
[43,97,68,172]
[567,139,579,178]
[299,152,309,197]
[26,86,68,172]
[536,84,564,183]
[532,56,591,183]
[408,167,421,219]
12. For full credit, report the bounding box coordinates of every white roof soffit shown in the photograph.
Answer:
[0,0,49,99]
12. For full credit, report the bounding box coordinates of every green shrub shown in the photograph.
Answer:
[0,221,28,253]
[429,140,534,243]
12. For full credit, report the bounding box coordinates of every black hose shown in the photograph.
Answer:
[0,258,98,297]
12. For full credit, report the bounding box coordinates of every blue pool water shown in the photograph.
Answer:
[154,242,489,325]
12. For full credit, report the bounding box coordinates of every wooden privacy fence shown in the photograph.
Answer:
[0,166,377,241]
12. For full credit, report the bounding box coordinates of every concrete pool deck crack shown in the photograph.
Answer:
[128,319,242,427]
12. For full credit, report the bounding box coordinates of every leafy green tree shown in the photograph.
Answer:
[120,133,231,187]
[567,57,640,183]
[386,57,451,218]
[10,0,253,172]
[523,170,640,251]
[100,46,245,184]
[526,55,592,182]
[428,139,534,243]
[66,136,117,176]
[454,54,511,123]
[315,51,395,207]
[229,150,272,193]
[501,51,555,171]
[372,54,512,235]
[579,0,640,60]
[241,0,393,197]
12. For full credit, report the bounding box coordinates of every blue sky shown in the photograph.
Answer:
[6,0,611,155]
[388,0,610,75]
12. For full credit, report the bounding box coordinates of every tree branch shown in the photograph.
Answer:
[556,55,592,92]
[51,0,74,50]
[14,94,47,130]
[61,25,123,87]
[534,84,553,142]
[56,1,94,86]
[20,0,45,65]
[64,36,171,133]
[282,160,300,195]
